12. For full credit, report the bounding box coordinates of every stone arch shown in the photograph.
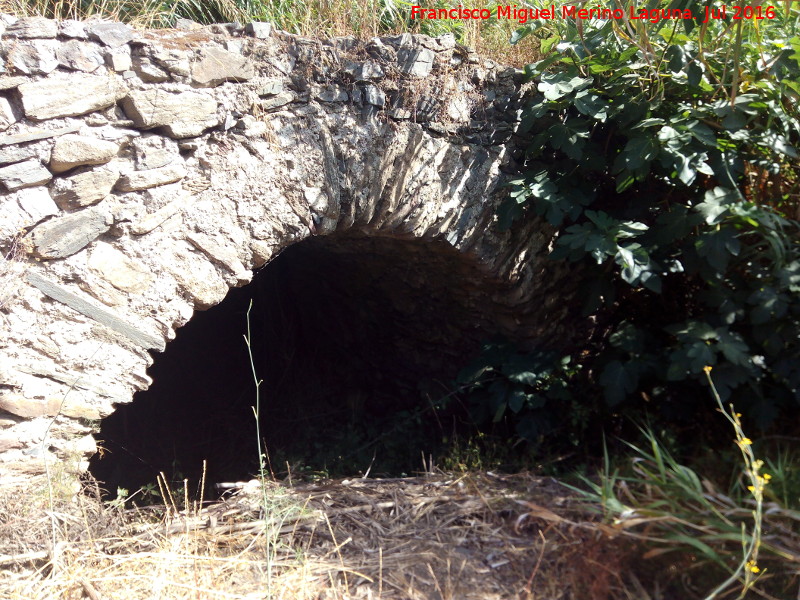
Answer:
[0,16,575,484]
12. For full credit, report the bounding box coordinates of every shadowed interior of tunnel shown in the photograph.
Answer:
[88,231,522,498]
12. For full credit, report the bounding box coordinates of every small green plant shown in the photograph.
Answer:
[702,365,766,598]
[567,369,800,598]
[762,446,800,510]
[243,299,309,597]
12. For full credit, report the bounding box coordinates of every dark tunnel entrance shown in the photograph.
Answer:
[89,232,517,497]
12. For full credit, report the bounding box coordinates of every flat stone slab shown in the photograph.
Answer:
[0,159,52,191]
[26,271,165,350]
[0,146,38,165]
[18,73,126,120]
[0,124,81,147]
[116,162,187,192]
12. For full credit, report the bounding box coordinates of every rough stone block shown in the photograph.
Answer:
[105,48,132,72]
[131,55,169,82]
[86,21,135,47]
[316,86,349,103]
[164,243,228,310]
[56,39,104,72]
[132,135,179,170]
[15,186,58,223]
[190,47,255,87]
[397,46,435,77]
[245,21,272,38]
[59,19,88,39]
[121,89,218,138]
[344,60,385,81]
[30,205,113,259]
[0,96,17,131]
[0,186,57,239]
[49,134,120,173]
[3,17,58,38]
[50,166,119,208]
[363,84,386,107]
[88,241,154,294]
[7,40,59,75]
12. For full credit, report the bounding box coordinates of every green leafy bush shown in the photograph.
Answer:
[463,1,800,442]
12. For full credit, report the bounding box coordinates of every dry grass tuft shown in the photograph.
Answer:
[0,471,706,600]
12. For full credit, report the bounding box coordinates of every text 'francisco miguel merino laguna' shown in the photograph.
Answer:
[411,4,778,24]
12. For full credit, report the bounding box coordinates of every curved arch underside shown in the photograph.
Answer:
[0,17,577,484]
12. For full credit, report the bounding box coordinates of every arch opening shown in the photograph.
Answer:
[88,232,518,496]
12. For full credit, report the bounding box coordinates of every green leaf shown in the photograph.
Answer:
[538,72,590,101]
[619,136,660,170]
[716,329,751,367]
[600,360,639,406]
[687,62,703,87]
[757,132,798,158]
[615,172,635,193]
[695,187,739,225]
[507,388,527,413]
[686,120,716,147]
[574,90,609,121]
[695,227,740,272]
[511,24,535,45]
[547,122,588,160]
[541,35,560,55]
[609,322,646,354]
[665,534,724,564]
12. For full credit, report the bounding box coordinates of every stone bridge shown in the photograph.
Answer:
[0,16,577,484]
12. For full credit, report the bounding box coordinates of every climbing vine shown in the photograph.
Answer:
[460,1,800,443]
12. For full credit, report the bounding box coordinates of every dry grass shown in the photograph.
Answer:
[0,234,26,311]
[0,470,690,600]
[0,0,542,66]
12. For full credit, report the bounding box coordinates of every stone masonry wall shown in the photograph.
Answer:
[0,15,573,485]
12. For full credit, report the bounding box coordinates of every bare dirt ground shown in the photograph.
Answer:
[0,471,711,599]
